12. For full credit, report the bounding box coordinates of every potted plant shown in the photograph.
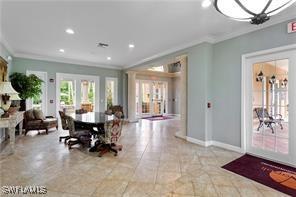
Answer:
[10,73,43,111]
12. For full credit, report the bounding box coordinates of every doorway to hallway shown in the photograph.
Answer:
[127,55,187,139]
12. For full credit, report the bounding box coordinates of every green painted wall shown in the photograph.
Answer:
[187,42,213,141]
[126,19,296,147]
[11,57,123,116]
[212,18,296,147]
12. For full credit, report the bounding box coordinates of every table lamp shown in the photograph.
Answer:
[10,93,21,101]
[0,82,19,118]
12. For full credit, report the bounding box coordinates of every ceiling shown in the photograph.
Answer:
[1,1,295,69]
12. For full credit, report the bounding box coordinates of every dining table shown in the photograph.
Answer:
[69,112,114,151]
[72,111,113,125]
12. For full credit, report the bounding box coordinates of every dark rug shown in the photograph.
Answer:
[142,115,173,121]
[222,154,296,196]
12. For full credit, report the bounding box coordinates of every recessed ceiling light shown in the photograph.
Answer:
[59,49,65,53]
[65,28,75,34]
[202,0,212,8]
[129,44,135,48]
[107,57,111,60]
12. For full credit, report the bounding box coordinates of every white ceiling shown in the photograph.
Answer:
[1,1,295,69]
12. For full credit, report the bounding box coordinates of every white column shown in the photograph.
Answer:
[127,71,138,123]
[175,57,187,139]
[81,81,89,104]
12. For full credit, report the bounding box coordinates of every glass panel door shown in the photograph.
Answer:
[136,80,168,117]
[141,82,151,114]
[247,49,295,166]
[80,80,95,112]
[152,82,167,116]
[105,78,118,110]
[136,81,140,116]
[252,60,289,154]
[60,80,75,114]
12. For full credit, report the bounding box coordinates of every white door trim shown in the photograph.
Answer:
[26,70,48,115]
[241,44,296,166]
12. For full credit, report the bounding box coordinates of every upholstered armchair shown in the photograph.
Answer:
[105,105,124,119]
[75,108,88,114]
[24,109,58,135]
[59,111,70,143]
[65,115,92,149]
[96,111,123,157]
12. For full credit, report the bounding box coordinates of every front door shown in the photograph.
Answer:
[246,49,296,166]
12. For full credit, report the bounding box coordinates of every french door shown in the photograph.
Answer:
[59,78,76,114]
[244,48,296,166]
[56,73,100,115]
[152,82,166,116]
[136,80,168,117]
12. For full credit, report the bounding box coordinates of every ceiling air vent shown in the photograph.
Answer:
[97,43,109,48]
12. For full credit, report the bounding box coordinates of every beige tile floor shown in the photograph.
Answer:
[0,118,288,197]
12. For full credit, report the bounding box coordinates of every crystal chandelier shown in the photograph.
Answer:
[214,0,296,24]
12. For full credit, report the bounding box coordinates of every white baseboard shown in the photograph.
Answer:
[186,137,212,147]
[128,119,139,123]
[186,137,243,153]
[211,141,244,153]
[175,131,186,139]
[166,114,181,117]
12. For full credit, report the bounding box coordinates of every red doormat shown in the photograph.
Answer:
[142,115,173,121]
[222,154,296,196]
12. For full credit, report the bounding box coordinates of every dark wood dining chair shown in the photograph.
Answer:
[59,111,70,143]
[65,115,92,149]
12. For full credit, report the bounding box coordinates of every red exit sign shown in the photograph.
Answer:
[288,21,296,33]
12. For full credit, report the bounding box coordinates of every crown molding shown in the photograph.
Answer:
[125,36,215,69]
[1,13,294,71]
[0,35,15,55]
[126,15,296,69]
[213,14,296,43]
[13,52,123,70]
[131,70,180,78]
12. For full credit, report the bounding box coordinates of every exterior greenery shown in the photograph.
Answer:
[60,80,95,106]
[88,82,94,104]
[60,81,74,105]
[10,72,43,100]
